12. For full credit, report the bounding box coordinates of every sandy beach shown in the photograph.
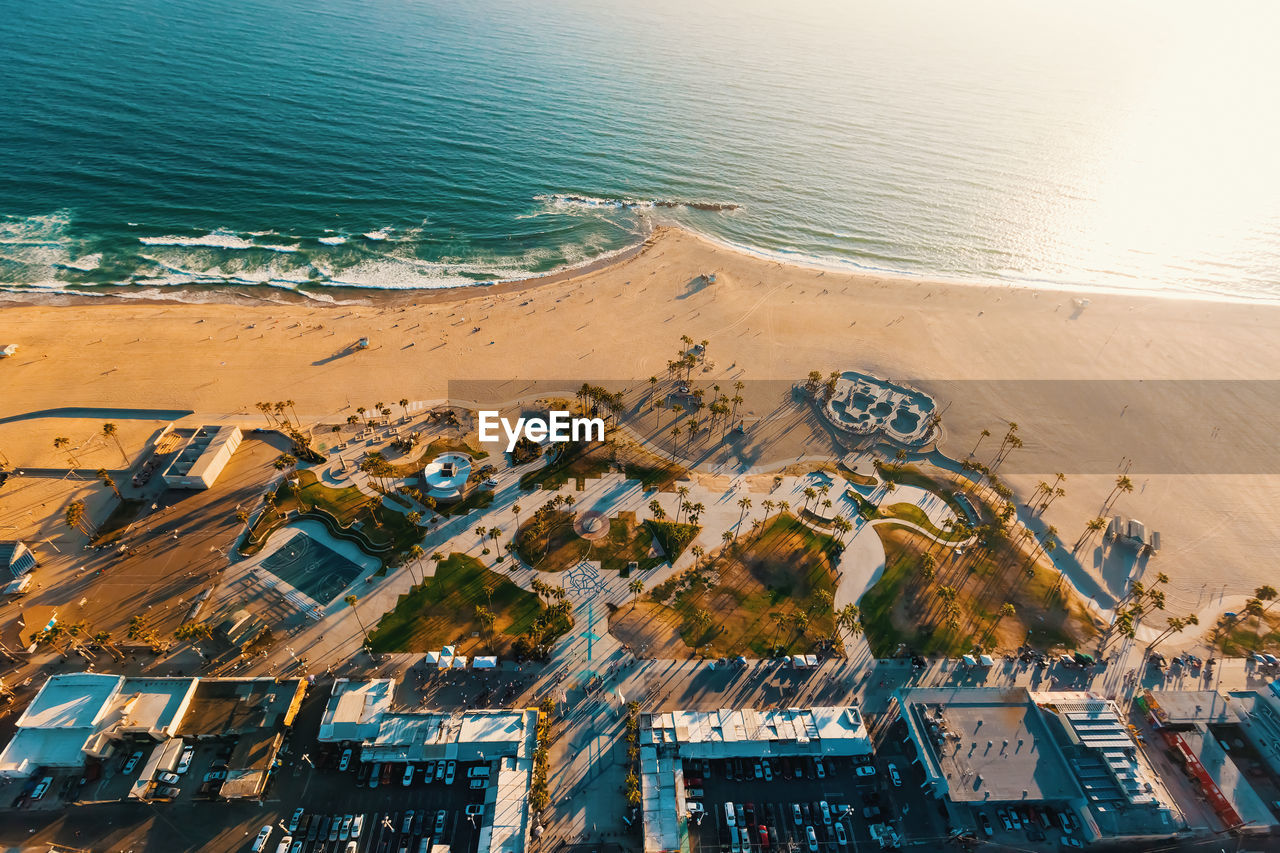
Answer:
[3,227,1279,620]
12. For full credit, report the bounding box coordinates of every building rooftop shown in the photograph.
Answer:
[98,678,199,737]
[176,678,305,737]
[15,673,124,730]
[646,705,869,755]
[319,679,393,742]
[902,686,1080,804]
[1146,690,1240,725]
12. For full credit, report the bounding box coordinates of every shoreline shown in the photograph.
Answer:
[3,224,1279,310]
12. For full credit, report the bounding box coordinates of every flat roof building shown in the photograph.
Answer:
[161,425,242,489]
[0,541,37,578]
[0,673,304,800]
[317,679,539,853]
[639,706,869,853]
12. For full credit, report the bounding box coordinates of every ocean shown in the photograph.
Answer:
[2,0,1278,301]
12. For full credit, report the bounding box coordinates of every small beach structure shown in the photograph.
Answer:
[161,425,242,489]
[0,344,18,358]
[0,541,37,578]
[421,452,472,500]
[819,371,938,446]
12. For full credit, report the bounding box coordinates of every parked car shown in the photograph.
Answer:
[351,815,363,838]
[251,826,272,852]
[434,761,445,782]
[998,810,1013,831]
[402,764,415,786]
[155,785,180,799]
[805,826,818,852]
[726,802,737,826]
[203,770,227,782]
[380,763,393,786]
[31,777,53,800]
[469,778,486,789]
[792,804,802,825]
[978,812,993,837]
[464,804,484,817]
[177,745,194,774]
[820,801,832,825]
[753,760,763,779]
[761,759,773,782]
[435,810,447,835]
[338,748,353,771]
[834,823,848,847]
[887,763,902,786]
[156,771,181,786]
[814,758,826,779]
[369,762,381,788]
[328,816,340,842]
[122,751,144,775]
[855,765,876,777]
[289,842,303,853]
[445,760,457,785]
[273,837,292,853]
[339,815,352,840]
[423,760,436,781]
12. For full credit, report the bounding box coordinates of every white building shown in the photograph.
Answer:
[161,425,242,489]
[318,679,540,853]
[640,706,871,853]
[0,541,38,578]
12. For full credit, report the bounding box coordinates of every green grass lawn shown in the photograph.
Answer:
[647,514,841,656]
[875,461,970,517]
[366,553,547,654]
[1215,612,1280,656]
[859,525,1095,657]
[878,503,970,539]
[513,510,667,573]
[241,469,420,556]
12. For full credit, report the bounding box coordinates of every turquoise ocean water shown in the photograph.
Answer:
[2,0,1279,300]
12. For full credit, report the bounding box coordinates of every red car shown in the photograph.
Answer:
[758,826,770,848]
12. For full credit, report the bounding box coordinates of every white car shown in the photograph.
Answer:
[339,815,352,840]
[689,803,705,816]
[444,760,457,785]
[820,801,832,825]
[338,748,352,771]
[122,751,143,775]
[434,761,445,782]
[251,826,272,852]
[287,809,304,832]
[815,758,826,779]
[834,823,848,847]
[464,804,484,817]
[273,837,292,853]
[31,777,53,800]
[351,815,363,838]
[726,802,737,826]
[176,745,194,774]
[423,760,436,781]
[435,810,447,835]
[402,764,415,786]
[761,759,773,782]
[792,804,803,825]
[887,763,902,786]
[156,771,181,786]
[752,761,763,779]
[855,765,876,777]
[806,826,818,852]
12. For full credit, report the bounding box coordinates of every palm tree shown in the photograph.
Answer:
[675,486,690,522]
[286,399,299,426]
[407,544,425,584]
[64,499,89,535]
[969,428,991,459]
[102,422,129,465]
[802,487,817,513]
[273,453,297,472]
[832,516,853,544]
[53,436,79,467]
[691,544,705,569]
[256,402,275,426]
[648,499,665,521]
[836,604,862,641]
[475,525,488,552]
[399,398,410,422]
[512,503,522,529]
[628,578,645,610]
[407,511,422,527]
[96,468,122,500]
[737,496,753,531]
[344,594,370,646]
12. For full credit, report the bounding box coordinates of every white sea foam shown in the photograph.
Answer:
[318,235,348,245]
[362,230,390,241]
[534,193,740,212]
[138,231,299,252]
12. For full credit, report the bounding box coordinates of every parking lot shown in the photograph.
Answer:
[242,746,491,853]
[686,752,930,853]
